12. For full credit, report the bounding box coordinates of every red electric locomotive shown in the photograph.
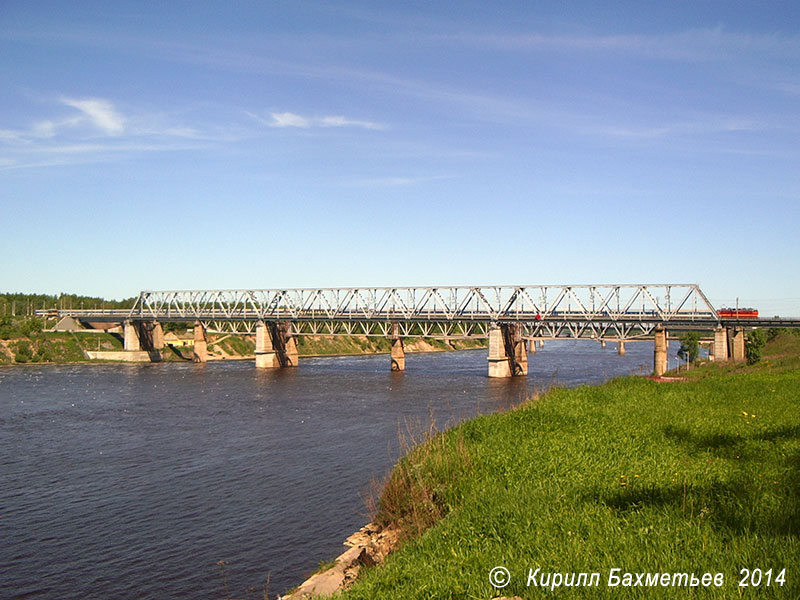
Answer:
[717,307,759,319]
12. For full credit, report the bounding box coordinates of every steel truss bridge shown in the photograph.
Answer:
[40,284,778,340]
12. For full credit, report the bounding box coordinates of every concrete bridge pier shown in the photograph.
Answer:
[255,321,279,368]
[152,322,164,350]
[391,323,405,371]
[711,327,728,361]
[488,324,527,378]
[138,321,164,360]
[600,339,607,348]
[730,328,746,362]
[283,323,299,367]
[618,340,626,356]
[515,335,528,375]
[529,339,536,354]
[121,320,162,361]
[255,321,298,368]
[653,327,667,376]
[193,321,208,363]
[123,320,140,351]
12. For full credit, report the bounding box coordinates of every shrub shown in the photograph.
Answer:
[678,331,702,363]
[745,329,767,365]
[13,341,33,363]
[0,317,15,339]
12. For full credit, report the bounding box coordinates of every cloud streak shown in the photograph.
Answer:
[0,96,223,170]
[61,97,126,135]
[0,97,387,171]
[250,111,385,130]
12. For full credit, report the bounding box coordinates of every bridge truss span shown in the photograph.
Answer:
[127,284,720,338]
[38,284,800,375]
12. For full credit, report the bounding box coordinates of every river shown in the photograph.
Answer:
[1,341,676,599]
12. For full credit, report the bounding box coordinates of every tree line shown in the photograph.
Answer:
[0,292,137,316]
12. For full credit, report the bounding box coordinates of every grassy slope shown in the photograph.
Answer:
[342,339,800,599]
[0,331,124,364]
[1,329,486,364]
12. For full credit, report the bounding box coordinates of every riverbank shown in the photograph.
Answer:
[0,328,487,365]
[304,333,800,599]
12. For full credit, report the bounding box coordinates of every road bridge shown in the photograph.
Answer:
[39,284,800,377]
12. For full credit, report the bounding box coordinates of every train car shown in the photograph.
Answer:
[717,307,759,319]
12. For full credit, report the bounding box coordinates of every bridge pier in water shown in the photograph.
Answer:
[152,322,164,350]
[391,323,405,371]
[193,321,208,363]
[123,320,140,351]
[488,324,527,378]
[653,327,667,376]
[618,340,626,356]
[255,321,298,368]
[255,321,278,368]
[121,320,163,361]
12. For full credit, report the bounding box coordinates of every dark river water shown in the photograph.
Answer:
[1,341,676,599]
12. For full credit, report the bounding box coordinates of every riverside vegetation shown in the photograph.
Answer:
[332,331,800,599]
[0,317,485,365]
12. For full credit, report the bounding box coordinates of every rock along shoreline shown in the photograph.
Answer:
[281,523,400,599]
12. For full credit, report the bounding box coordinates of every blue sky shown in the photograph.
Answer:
[1,1,798,315]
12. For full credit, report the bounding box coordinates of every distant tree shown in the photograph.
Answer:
[678,331,702,363]
[0,317,13,339]
[20,317,43,337]
[163,322,190,334]
[745,329,767,365]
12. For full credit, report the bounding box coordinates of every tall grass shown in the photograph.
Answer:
[366,415,474,541]
[344,360,800,598]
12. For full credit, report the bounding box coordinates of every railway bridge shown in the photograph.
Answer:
[39,284,799,377]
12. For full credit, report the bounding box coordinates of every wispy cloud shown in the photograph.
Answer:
[250,111,385,130]
[61,97,126,135]
[0,97,387,171]
[0,96,224,170]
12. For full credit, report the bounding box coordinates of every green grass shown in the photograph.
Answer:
[0,332,127,364]
[677,332,800,380]
[296,335,392,356]
[341,342,800,599]
[208,335,256,358]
